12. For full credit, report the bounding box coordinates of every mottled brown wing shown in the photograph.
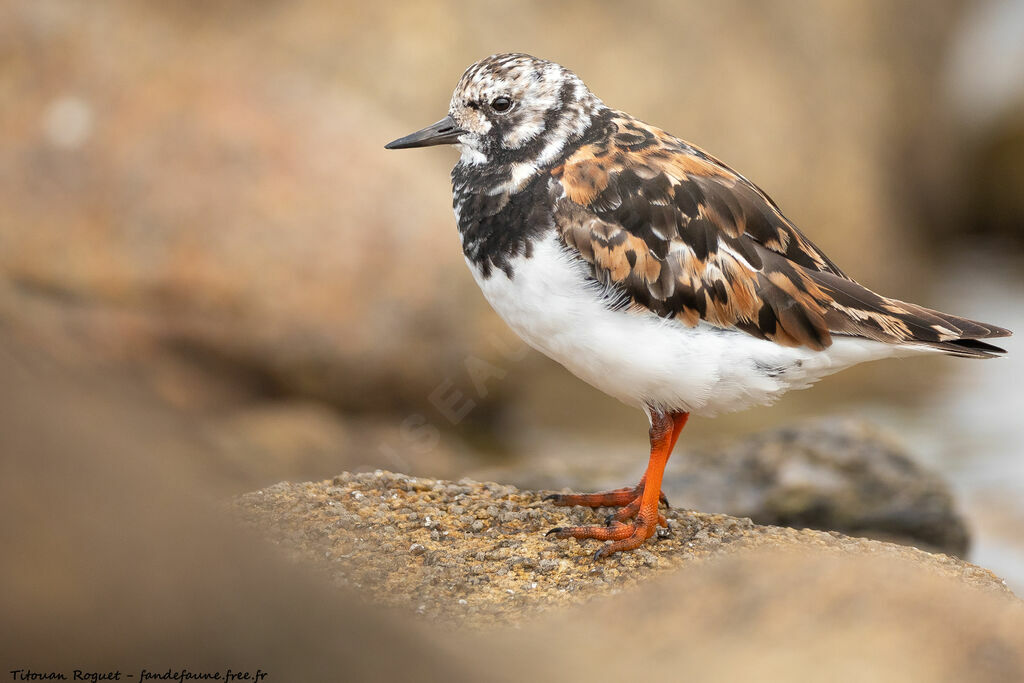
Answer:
[551,115,1010,355]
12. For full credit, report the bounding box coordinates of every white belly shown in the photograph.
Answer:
[468,233,910,416]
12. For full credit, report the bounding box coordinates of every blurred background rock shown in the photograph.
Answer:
[1,0,1022,588]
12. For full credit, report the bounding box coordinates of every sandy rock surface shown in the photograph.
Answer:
[234,470,1007,626]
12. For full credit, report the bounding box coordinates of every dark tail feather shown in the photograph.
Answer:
[808,271,1011,359]
[890,303,1010,358]
[931,336,1007,359]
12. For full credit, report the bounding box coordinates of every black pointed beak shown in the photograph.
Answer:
[385,116,466,150]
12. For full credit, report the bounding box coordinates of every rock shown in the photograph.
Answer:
[664,418,970,556]
[0,333,470,682]
[0,1,503,419]
[488,547,1024,683]
[233,471,1003,626]
[234,471,1024,678]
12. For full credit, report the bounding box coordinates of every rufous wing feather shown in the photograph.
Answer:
[551,114,1010,357]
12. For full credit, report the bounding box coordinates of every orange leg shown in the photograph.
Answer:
[546,411,689,559]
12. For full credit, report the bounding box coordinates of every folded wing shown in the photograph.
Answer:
[551,115,1010,357]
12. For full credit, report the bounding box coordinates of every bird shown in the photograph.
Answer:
[385,53,1011,559]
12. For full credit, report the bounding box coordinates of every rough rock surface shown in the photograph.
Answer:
[233,470,1006,625]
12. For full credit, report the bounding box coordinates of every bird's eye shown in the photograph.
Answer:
[490,96,513,113]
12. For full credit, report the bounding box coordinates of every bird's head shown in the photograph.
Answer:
[386,53,605,168]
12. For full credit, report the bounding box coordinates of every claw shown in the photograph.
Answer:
[545,527,564,537]
[543,493,561,502]
[660,491,671,509]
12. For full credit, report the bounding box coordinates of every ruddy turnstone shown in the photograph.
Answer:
[385,53,1011,558]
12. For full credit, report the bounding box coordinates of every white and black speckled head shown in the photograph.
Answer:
[447,53,605,167]
[386,53,606,172]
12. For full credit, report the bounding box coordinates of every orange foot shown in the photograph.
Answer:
[546,515,664,560]
[544,411,689,559]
